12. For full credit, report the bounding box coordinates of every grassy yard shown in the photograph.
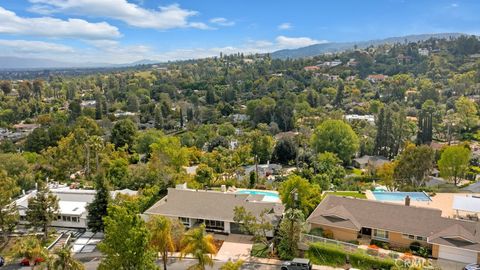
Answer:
[251,243,270,258]
[323,191,366,199]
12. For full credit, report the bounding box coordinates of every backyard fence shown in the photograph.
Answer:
[301,233,359,252]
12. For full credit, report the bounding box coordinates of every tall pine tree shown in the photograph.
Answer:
[87,174,110,233]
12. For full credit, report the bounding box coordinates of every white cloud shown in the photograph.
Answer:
[28,0,210,30]
[210,17,235,27]
[451,3,459,8]
[0,6,120,39]
[278,23,292,30]
[275,36,325,49]
[0,39,74,53]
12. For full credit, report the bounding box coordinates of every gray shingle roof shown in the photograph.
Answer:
[307,196,480,251]
[144,188,284,223]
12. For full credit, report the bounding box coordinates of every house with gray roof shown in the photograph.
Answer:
[144,186,284,236]
[307,196,480,264]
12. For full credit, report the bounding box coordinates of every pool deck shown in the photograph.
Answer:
[365,190,375,200]
[367,191,480,218]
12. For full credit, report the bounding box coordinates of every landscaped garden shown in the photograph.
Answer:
[322,191,366,199]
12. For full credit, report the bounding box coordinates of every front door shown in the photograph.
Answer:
[361,227,372,236]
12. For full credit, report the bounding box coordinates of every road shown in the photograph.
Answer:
[2,258,281,270]
[82,258,281,270]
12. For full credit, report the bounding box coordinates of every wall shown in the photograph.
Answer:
[432,244,439,258]
[311,224,358,242]
[388,232,428,248]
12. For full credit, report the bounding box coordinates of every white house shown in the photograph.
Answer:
[15,185,137,229]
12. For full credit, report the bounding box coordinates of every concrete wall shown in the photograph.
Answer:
[311,224,358,242]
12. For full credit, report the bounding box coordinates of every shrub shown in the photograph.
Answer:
[307,243,395,270]
[309,228,324,237]
[370,239,389,249]
[409,241,421,253]
[251,243,269,258]
[323,229,334,239]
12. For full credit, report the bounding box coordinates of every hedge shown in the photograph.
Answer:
[307,243,396,270]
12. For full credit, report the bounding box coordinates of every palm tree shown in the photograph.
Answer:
[48,247,85,270]
[180,225,218,270]
[220,260,244,270]
[147,216,175,270]
[12,236,48,270]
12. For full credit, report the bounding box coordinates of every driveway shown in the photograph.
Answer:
[215,234,254,261]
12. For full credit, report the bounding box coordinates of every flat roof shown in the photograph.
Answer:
[452,196,480,213]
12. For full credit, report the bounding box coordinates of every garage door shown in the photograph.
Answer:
[439,245,477,263]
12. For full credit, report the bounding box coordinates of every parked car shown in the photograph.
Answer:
[281,258,312,270]
[464,264,480,270]
[20,257,44,266]
[0,256,5,267]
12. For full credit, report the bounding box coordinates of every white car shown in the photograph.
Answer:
[464,264,480,270]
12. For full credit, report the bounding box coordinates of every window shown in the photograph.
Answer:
[71,217,79,223]
[373,229,389,240]
[205,220,224,230]
[179,217,190,226]
[416,236,427,241]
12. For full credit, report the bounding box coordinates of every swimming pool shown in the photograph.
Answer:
[235,190,280,202]
[372,191,431,202]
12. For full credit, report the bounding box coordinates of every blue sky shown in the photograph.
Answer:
[0,0,479,64]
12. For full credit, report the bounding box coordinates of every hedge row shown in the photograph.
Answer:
[307,243,396,270]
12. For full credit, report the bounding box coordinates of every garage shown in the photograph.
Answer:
[438,245,478,263]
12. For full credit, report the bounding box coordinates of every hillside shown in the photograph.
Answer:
[271,33,466,59]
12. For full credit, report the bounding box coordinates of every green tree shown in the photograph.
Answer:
[111,119,137,150]
[455,96,479,132]
[180,224,218,270]
[311,120,359,163]
[233,207,273,247]
[26,183,59,241]
[195,164,215,186]
[438,145,471,186]
[12,236,48,270]
[279,175,322,216]
[220,260,244,270]
[87,174,110,233]
[127,95,140,112]
[313,152,346,188]
[147,216,175,270]
[272,137,298,165]
[0,170,19,244]
[49,247,85,270]
[277,209,305,260]
[251,132,274,163]
[107,158,130,188]
[393,144,434,188]
[0,80,12,95]
[98,204,156,270]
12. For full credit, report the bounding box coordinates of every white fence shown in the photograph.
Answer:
[301,233,359,252]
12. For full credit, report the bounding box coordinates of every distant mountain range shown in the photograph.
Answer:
[271,33,467,59]
[0,56,161,70]
[0,33,472,70]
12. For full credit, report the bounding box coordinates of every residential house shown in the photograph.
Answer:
[244,163,282,179]
[15,185,137,229]
[353,155,389,169]
[144,185,284,236]
[345,114,375,125]
[303,66,320,72]
[418,48,430,56]
[307,196,480,264]
[367,74,388,83]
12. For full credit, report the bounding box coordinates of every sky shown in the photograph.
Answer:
[0,0,479,64]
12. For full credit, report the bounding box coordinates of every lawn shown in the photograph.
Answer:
[250,243,270,258]
[323,191,366,199]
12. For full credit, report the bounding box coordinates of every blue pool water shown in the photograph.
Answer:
[372,191,431,202]
[236,190,279,200]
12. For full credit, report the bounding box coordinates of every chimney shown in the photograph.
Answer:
[405,195,411,206]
